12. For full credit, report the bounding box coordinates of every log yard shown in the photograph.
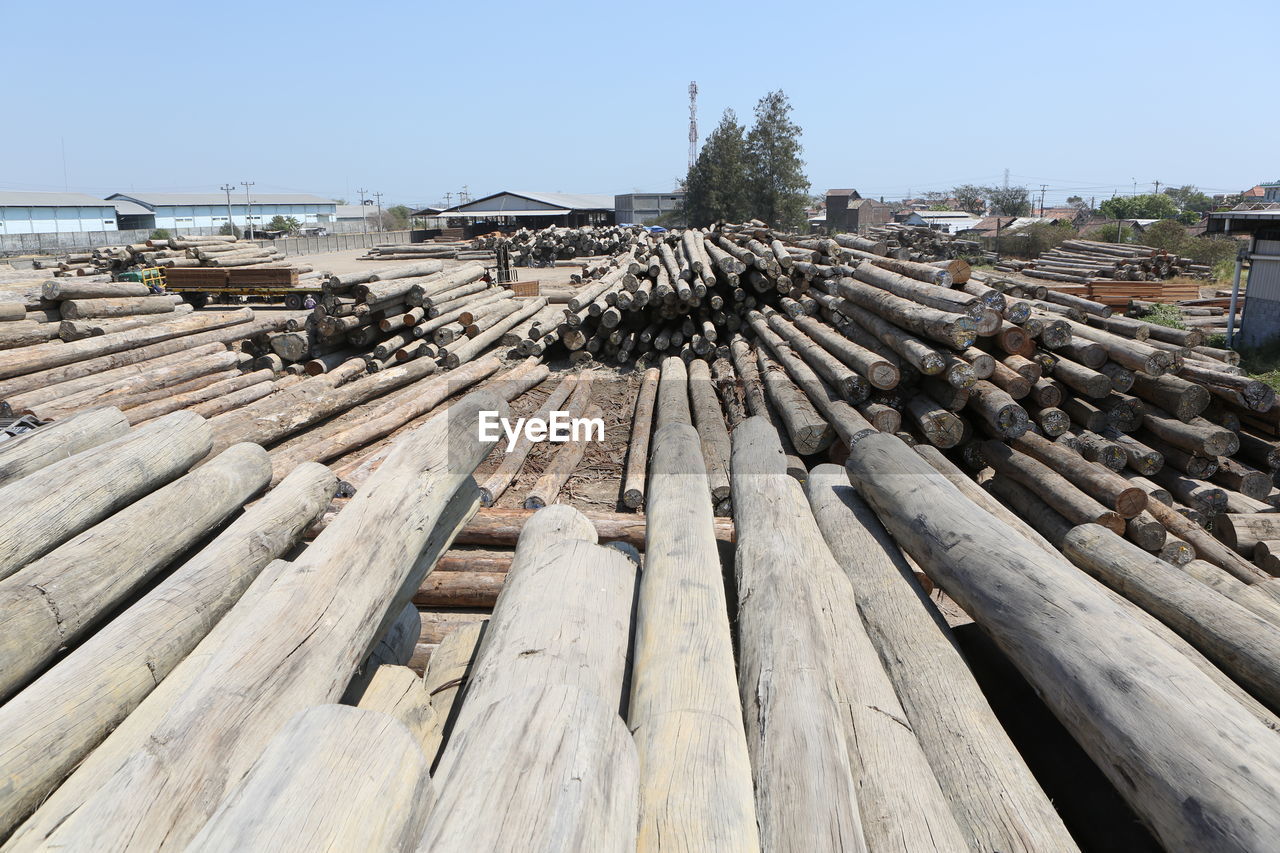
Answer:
[2,2,1279,852]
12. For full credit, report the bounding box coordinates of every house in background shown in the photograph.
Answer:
[824,189,893,232]
[435,191,614,234]
[615,192,684,225]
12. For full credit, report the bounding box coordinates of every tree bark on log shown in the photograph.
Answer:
[0,307,264,398]
[185,705,432,852]
[477,375,578,506]
[629,422,759,850]
[1062,524,1280,711]
[59,296,178,320]
[844,428,1280,851]
[805,464,1077,852]
[0,442,270,700]
[524,403,602,509]
[688,359,732,503]
[1010,431,1148,517]
[732,417,967,852]
[0,411,211,580]
[622,367,659,508]
[6,392,505,852]
[0,406,129,488]
[981,440,1125,533]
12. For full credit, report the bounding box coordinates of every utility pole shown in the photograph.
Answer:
[372,191,384,232]
[688,81,699,171]
[1154,180,1161,195]
[220,184,237,237]
[240,181,255,237]
[1039,184,1047,217]
[444,191,453,208]
[357,188,369,234]
[1132,178,1138,196]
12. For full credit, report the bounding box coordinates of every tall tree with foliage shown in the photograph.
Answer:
[681,109,751,227]
[745,91,810,228]
[1099,193,1179,221]
[983,185,1032,216]
[952,184,986,214]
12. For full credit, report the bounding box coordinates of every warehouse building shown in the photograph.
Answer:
[1207,207,1279,347]
[435,191,614,233]
[105,192,337,232]
[0,191,119,234]
[615,192,684,225]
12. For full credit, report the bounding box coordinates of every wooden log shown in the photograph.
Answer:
[1010,431,1147,517]
[1215,514,1280,559]
[906,393,964,448]
[0,411,211,580]
[1062,524,1280,710]
[621,367,659,508]
[791,312,898,389]
[688,360,732,503]
[763,309,869,401]
[1130,372,1210,422]
[0,442,270,700]
[0,462,332,837]
[353,664,437,752]
[755,345,833,454]
[6,392,505,851]
[805,464,1076,851]
[1127,509,1167,550]
[0,320,60,349]
[1212,456,1272,501]
[188,379,278,419]
[524,403,602,509]
[58,296,177,320]
[41,280,150,300]
[0,307,258,396]
[30,349,242,420]
[1182,560,1280,627]
[420,684,638,851]
[843,427,1280,851]
[341,601,422,703]
[732,417,967,851]
[0,406,129,488]
[980,440,1125,533]
[1141,406,1238,457]
[186,705,431,852]
[126,369,274,425]
[629,422,759,849]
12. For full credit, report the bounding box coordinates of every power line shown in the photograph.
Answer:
[240,181,255,235]
[357,188,369,234]
[372,191,384,233]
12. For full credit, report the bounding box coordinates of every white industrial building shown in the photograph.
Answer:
[0,191,119,234]
[105,192,337,231]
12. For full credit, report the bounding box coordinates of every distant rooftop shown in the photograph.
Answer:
[0,191,117,207]
[106,192,336,208]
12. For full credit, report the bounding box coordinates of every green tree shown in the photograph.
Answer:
[681,109,751,227]
[149,228,171,240]
[385,205,412,229]
[953,184,986,214]
[1098,193,1179,220]
[745,91,810,228]
[983,185,1032,216]
[266,215,301,233]
[1141,219,1188,253]
[1085,223,1135,243]
[1163,185,1214,214]
[1008,222,1076,258]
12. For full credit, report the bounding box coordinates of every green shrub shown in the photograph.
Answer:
[149,228,171,240]
[1140,303,1185,330]
[1083,223,1134,243]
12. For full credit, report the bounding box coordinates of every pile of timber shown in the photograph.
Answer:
[471,224,645,267]
[359,241,474,262]
[255,259,549,376]
[1129,296,1243,337]
[863,221,982,258]
[996,238,1210,290]
[43,234,297,276]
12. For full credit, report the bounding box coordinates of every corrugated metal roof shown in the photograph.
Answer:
[441,190,613,215]
[334,204,375,219]
[448,208,572,218]
[0,191,117,207]
[111,199,152,216]
[107,192,336,208]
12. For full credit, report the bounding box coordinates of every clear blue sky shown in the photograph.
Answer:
[2,0,1274,208]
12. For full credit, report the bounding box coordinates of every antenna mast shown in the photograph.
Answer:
[688,81,699,170]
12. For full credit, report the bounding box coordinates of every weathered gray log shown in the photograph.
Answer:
[524,403,602,509]
[420,684,638,852]
[0,411,211,580]
[6,392,505,851]
[58,296,178,320]
[844,428,1280,851]
[656,355,692,432]
[41,280,150,300]
[0,406,129,488]
[980,440,1125,533]
[31,349,242,420]
[732,417,966,852]
[791,312,899,389]
[805,464,1076,852]
[630,422,759,850]
[0,442,270,700]
[622,367,659,508]
[1181,560,1280,627]
[1062,524,1280,711]
[186,705,432,852]
[1010,431,1148,517]
[0,463,334,838]
[688,359,732,502]
[756,345,833,454]
[0,320,60,350]
[837,276,978,350]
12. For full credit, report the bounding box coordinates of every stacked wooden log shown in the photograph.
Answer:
[471,224,644,267]
[42,235,293,276]
[996,238,1209,285]
[359,242,472,261]
[863,221,982,258]
[256,260,547,377]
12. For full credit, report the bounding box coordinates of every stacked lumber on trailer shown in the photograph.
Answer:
[63,234,296,275]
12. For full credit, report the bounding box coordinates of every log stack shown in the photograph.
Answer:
[45,234,296,277]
